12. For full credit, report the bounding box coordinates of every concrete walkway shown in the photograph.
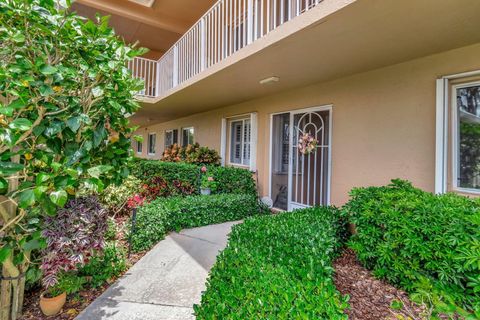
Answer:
[76,221,240,320]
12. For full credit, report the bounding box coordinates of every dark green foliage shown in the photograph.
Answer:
[345,179,480,315]
[80,242,127,288]
[129,159,257,196]
[194,207,349,319]
[131,194,268,252]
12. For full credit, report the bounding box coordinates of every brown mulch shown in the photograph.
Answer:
[333,249,426,320]
[19,215,147,320]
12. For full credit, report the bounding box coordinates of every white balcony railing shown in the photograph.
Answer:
[130,0,322,98]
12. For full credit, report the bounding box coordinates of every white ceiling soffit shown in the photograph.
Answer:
[127,0,155,7]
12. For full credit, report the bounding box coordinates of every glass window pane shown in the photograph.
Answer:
[271,113,290,210]
[148,134,156,154]
[457,85,480,189]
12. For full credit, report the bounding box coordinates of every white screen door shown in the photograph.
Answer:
[288,107,331,210]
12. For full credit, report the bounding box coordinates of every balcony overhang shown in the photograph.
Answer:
[131,0,480,126]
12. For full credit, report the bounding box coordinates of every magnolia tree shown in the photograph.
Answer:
[0,0,145,318]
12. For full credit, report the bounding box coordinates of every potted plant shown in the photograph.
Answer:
[200,167,217,195]
[40,196,107,315]
[39,282,67,316]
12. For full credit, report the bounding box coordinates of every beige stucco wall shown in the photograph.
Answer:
[134,43,480,206]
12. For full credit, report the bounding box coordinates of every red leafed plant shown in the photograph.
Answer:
[41,196,108,289]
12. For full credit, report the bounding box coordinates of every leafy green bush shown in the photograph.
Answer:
[345,179,480,315]
[194,207,349,319]
[80,242,127,288]
[131,194,268,252]
[130,159,257,196]
[101,176,142,215]
[162,143,221,165]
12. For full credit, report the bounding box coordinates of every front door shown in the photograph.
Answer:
[270,106,332,211]
[288,107,331,210]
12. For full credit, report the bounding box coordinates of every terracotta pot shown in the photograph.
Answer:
[39,291,66,316]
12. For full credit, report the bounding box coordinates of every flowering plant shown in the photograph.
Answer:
[298,132,318,155]
[41,196,107,289]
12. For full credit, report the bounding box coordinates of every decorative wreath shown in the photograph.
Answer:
[298,132,318,155]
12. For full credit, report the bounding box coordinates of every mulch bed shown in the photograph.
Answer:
[19,215,147,320]
[333,249,426,320]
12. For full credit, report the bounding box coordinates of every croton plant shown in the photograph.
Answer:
[0,0,145,306]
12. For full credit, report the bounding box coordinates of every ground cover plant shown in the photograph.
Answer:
[130,159,257,197]
[194,206,349,319]
[130,194,268,252]
[345,179,480,318]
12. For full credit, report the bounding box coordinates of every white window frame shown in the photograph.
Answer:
[435,69,480,194]
[220,112,257,171]
[147,133,156,156]
[451,81,480,194]
[229,118,251,167]
[136,140,143,154]
[181,127,194,146]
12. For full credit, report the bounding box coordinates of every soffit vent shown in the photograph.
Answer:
[127,0,156,7]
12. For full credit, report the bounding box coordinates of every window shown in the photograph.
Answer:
[148,133,156,155]
[182,127,194,146]
[136,140,143,154]
[165,129,178,148]
[454,82,480,191]
[230,118,251,166]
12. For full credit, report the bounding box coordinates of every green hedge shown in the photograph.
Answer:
[129,159,257,196]
[131,194,268,252]
[345,179,480,315]
[194,207,349,319]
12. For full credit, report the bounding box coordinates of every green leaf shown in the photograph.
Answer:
[0,177,7,195]
[9,118,32,131]
[40,65,57,75]
[92,86,104,98]
[0,247,11,264]
[12,32,25,43]
[66,116,81,132]
[35,173,50,184]
[22,239,42,251]
[0,161,24,175]
[19,189,35,208]
[87,165,113,178]
[6,99,26,110]
[49,190,68,207]
[39,85,54,97]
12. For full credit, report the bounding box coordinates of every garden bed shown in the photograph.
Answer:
[333,249,425,320]
[19,215,148,320]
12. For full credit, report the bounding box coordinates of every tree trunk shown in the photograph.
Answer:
[0,153,23,320]
[0,266,12,320]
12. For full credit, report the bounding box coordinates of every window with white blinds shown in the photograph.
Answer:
[230,118,251,166]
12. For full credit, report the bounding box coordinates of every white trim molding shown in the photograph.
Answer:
[221,113,258,172]
[220,118,227,166]
[435,69,480,194]
[250,112,258,172]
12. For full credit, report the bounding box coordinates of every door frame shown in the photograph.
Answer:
[268,104,333,211]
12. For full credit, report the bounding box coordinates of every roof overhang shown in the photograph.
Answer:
[131,0,480,126]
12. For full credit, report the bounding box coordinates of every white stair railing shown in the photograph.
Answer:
[129,0,322,98]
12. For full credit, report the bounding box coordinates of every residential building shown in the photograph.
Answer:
[75,0,480,210]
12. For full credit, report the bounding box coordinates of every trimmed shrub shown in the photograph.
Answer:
[194,207,349,319]
[130,159,257,196]
[345,179,480,315]
[162,143,221,165]
[131,194,268,252]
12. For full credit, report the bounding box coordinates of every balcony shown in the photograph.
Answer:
[128,0,324,99]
